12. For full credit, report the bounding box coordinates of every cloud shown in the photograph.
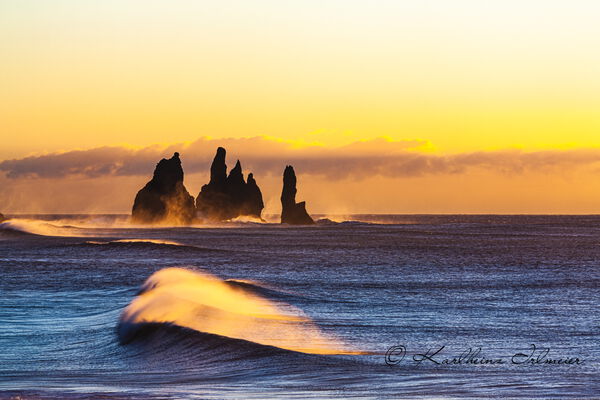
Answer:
[2,136,600,180]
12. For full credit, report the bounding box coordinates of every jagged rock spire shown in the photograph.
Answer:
[227,160,245,186]
[131,152,196,225]
[209,147,227,185]
[196,148,264,221]
[281,165,314,225]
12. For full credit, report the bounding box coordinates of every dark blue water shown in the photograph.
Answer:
[1,215,599,399]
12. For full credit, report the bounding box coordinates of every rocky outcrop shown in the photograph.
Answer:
[0,213,5,222]
[131,152,196,225]
[281,165,314,225]
[196,147,264,221]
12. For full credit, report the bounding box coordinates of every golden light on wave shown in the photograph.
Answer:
[118,267,362,355]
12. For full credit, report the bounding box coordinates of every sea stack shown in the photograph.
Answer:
[131,152,196,225]
[281,165,314,225]
[196,147,264,221]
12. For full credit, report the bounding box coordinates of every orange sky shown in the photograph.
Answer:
[1,1,600,213]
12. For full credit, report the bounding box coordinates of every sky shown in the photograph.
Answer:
[1,1,600,213]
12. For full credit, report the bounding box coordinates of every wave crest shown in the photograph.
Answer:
[118,267,355,355]
[0,219,83,237]
[81,239,222,252]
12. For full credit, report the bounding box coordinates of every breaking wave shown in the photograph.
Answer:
[91,239,184,246]
[0,219,85,237]
[118,267,361,355]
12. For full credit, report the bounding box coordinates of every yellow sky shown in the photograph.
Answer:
[1,1,600,213]
[1,0,600,160]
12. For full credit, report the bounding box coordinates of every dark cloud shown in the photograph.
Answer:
[2,137,600,180]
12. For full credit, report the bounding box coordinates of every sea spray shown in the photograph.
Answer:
[118,267,354,354]
[0,218,84,237]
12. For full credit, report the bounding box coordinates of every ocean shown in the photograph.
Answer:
[0,214,598,399]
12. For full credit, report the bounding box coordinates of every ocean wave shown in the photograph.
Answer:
[113,322,376,387]
[223,278,307,301]
[118,267,361,355]
[314,218,374,227]
[120,322,291,360]
[96,238,184,246]
[0,215,392,238]
[80,239,221,252]
[0,219,86,237]
[227,215,267,224]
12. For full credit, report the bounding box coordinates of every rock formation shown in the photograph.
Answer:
[196,147,264,221]
[131,152,196,225]
[281,165,314,225]
[0,212,5,222]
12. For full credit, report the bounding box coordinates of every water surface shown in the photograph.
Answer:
[1,214,598,399]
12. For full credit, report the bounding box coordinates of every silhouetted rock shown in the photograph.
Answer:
[245,173,264,217]
[131,152,196,225]
[210,146,228,185]
[281,166,314,225]
[196,147,264,221]
[0,212,5,222]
